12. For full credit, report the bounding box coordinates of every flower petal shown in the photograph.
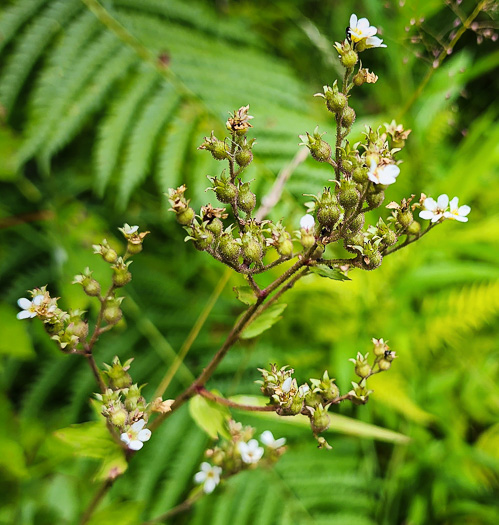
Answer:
[436,194,449,209]
[131,419,146,432]
[127,439,144,451]
[120,433,131,445]
[349,14,358,28]
[260,430,274,446]
[274,437,287,448]
[18,298,32,309]
[32,294,45,306]
[203,478,216,494]
[458,205,471,217]
[138,429,151,442]
[194,471,207,483]
[419,210,434,221]
[449,197,459,209]
[17,310,33,320]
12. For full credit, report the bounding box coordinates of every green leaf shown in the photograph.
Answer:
[189,393,231,440]
[0,303,35,359]
[234,285,257,305]
[54,420,127,479]
[87,502,142,525]
[310,266,351,281]
[229,395,410,444]
[241,303,287,339]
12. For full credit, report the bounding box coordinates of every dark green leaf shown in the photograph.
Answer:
[234,285,257,305]
[189,393,231,440]
[241,303,287,339]
[311,266,351,281]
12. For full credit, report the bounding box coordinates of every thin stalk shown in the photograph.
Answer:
[79,479,114,525]
[153,268,232,400]
[197,388,277,412]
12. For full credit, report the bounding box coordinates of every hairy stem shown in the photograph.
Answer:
[197,388,277,412]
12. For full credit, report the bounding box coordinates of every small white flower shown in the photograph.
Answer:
[238,439,264,464]
[365,36,386,48]
[282,377,292,393]
[419,194,449,223]
[443,197,471,223]
[298,383,310,397]
[368,160,400,185]
[120,419,151,451]
[122,224,139,235]
[17,294,44,320]
[260,430,286,449]
[194,462,222,494]
[349,14,378,43]
[300,214,315,231]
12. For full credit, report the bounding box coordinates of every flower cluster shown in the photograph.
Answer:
[194,421,286,494]
[419,194,470,223]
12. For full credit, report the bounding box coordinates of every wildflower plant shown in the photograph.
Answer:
[15,13,471,523]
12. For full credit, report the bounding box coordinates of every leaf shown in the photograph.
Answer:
[310,266,351,281]
[228,395,410,444]
[0,303,35,359]
[234,285,257,305]
[189,393,231,440]
[87,502,142,525]
[240,303,287,339]
[54,420,127,479]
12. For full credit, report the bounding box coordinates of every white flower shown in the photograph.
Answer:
[368,160,400,185]
[349,14,378,43]
[238,439,264,464]
[444,197,471,223]
[194,462,222,494]
[419,194,449,223]
[260,430,286,449]
[282,377,292,393]
[298,383,310,397]
[300,214,315,231]
[17,294,44,320]
[120,419,151,451]
[365,36,386,48]
[122,224,139,235]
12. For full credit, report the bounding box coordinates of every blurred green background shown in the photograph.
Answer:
[1,0,498,524]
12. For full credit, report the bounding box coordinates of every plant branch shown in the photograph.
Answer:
[383,222,437,256]
[197,388,277,412]
[79,478,114,525]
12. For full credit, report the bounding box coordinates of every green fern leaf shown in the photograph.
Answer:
[94,66,160,196]
[0,0,82,113]
[118,83,181,207]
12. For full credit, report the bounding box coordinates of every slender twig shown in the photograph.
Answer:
[197,388,277,412]
[79,479,114,525]
[246,274,262,295]
[383,222,436,256]
[255,147,309,221]
[153,268,232,400]
[398,0,487,119]
[141,492,203,524]
[85,352,106,393]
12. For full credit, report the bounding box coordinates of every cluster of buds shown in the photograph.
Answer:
[96,356,154,451]
[168,105,300,272]
[17,286,87,353]
[194,420,286,494]
[258,338,397,440]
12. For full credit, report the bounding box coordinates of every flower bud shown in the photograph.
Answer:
[277,239,293,257]
[362,249,383,270]
[382,230,397,246]
[367,191,385,209]
[341,48,358,68]
[341,106,356,128]
[407,221,421,235]
[338,180,360,209]
[103,298,123,325]
[317,204,341,229]
[93,240,118,264]
[378,358,392,371]
[103,356,133,390]
[347,213,365,234]
[299,127,332,163]
[344,231,364,253]
[112,259,132,288]
[237,182,256,214]
[235,148,253,168]
[352,166,368,184]
[193,228,214,251]
[350,352,371,378]
[176,207,195,226]
[198,131,230,160]
[242,236,263,264]
[218,233,241,264]
[110,408,128,428]
[397,210,414,229]
[206,217,223,238]
[310,404,330,433]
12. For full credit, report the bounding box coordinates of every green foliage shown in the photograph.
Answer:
[241,303,287,339]
[1,1,498,524]
[189,393,231,440]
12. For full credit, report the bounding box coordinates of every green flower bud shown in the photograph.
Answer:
[84,279,101,297]
[327,91,347,114]
[176,207,195,226]
[218,233,241,264]
[344,231,364,253]
[113,269,132,287]
[367,191,385,209]
[407,221,421,235]
[103,303,123,325]
[340,49,358,68]
[277,239,294,257]
[198,131,230,160]
[235,148,253,167]
[237,182,256,214]
[317,204,341,229]
[299,127,332,163]
[378,358,392,371]
[397,210,414,229]
[310,405,331,433]
[242,237,263,264]
[347,213,365,234]
[300,231,315,250]
[110,408,128,429]
[382,230,397,246]
[206,217,223,238]
[193,229,214,251]
[363,250,383,270]
[352,166,368,184]
[338,181,360,209]
[341,106,356,128]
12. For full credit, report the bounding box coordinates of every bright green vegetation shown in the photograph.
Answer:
[0,1,498,524]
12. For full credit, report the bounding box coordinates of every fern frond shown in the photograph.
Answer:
[155,102,200,196]
[94,66,160,196]
[0,0,49,54]
[18,29,122,167]
[0,0,82,113]
[39,47,138,170]
[118,84,181,206]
